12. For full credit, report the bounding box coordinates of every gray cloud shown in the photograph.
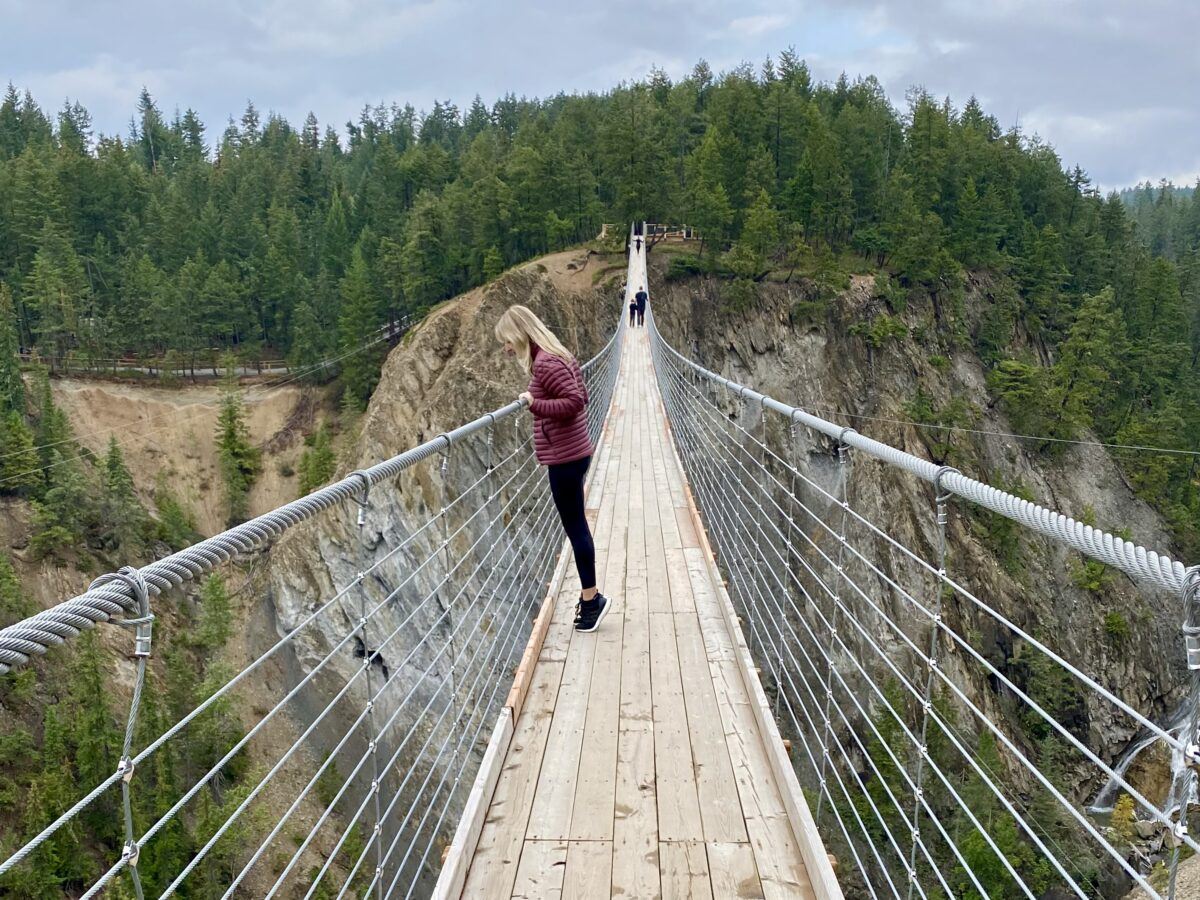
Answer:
[1,0,1193,187]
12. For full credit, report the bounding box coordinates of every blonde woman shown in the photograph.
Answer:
[495,305,610,632]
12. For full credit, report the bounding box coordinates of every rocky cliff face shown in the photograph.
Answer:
[648,257,1187,891]
[250,250,621,886]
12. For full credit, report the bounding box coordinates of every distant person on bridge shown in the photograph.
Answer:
[496,305,611,633]
[635,286,648,327]
[629,293,638,326]
[634,235,643,252]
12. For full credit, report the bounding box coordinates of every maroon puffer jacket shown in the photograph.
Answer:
[528,344,591,465]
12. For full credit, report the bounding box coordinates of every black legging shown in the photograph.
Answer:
[636,307,645,326]
[547,456,596,590]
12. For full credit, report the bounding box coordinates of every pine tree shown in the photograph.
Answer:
[0,411,39,495]
[101,437,148,553]
[321,190,352,279]
[30,451,97,558]
[0,284,24,413]
[337,246,384,409]
[297,423,337,496]
[0,551,32,621]
[215,367,260,526]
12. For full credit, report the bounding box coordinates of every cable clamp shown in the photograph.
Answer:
[95,567,154,657]
[117,755,135,783]
[349,470,372,528]
[933,465,960,500]
[122,840,140,867]
[371,779,379,794]
[1186,742,1200,772]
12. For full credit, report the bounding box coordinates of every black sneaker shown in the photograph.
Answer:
[575,595,610,633]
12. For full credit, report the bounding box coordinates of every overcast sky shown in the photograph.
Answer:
[2,0,1197,190]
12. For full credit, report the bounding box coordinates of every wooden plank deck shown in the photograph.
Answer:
[460,327,818,899]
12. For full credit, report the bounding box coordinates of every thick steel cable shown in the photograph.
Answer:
[652,325,1194,595]
[659,349,1162,898]
[1,317,621,676]
[288,491,564,898]
[2,320,621,885]
[664,339,1196,769]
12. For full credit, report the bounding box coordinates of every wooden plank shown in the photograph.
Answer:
[663,547,695,615]
[527,610,601,840]
[507,543,572,720]
[661,389,841,900]
[710,658,813,900]
[464,662,566,899]
[649,611,704,842]
[432,709,513,900]
[659,841,713,900]
[570,589,624,840]
[511,840,567,899]
[674,612,749,844]
[706,842,766,899]
[611,723,659,899]
[562,840,613,899]
[674,507,701,548]
[682,548,736,662]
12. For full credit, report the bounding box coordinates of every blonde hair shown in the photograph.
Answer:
[495,305,574,375]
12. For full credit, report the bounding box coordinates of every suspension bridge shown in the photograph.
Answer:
[0,226,1198,898]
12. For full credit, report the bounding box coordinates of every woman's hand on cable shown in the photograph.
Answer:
[519,391,534,406]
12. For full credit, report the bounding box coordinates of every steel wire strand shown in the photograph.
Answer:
[303,502,566,898]
[262,485,564,896]
[656,354,1092,889]
[1,320,620,674]
[317,533,550,900]
[669,374,1157,895]
[219,488,563,899]
[2,321,622,890]
[665,401,991,900]
[162,467,559,897]
[665,354,1194,794]
[652,321,1131,891]
[703,399,1196,861]
[373,555,558,900]
[0,399,530,674]
[97,454,553,895]
[337,548,552,899]
[677,460,892,898]
[656,370,910,899]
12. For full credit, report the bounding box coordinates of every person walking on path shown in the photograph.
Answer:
[629,294,638,327]
[635,286,648,327]
[495,305,611,632]
[634,235,643,252]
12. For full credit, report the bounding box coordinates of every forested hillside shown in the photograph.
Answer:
[1120,180,1200,260]
[2,50,1198,547]
[2,49,1200,897]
